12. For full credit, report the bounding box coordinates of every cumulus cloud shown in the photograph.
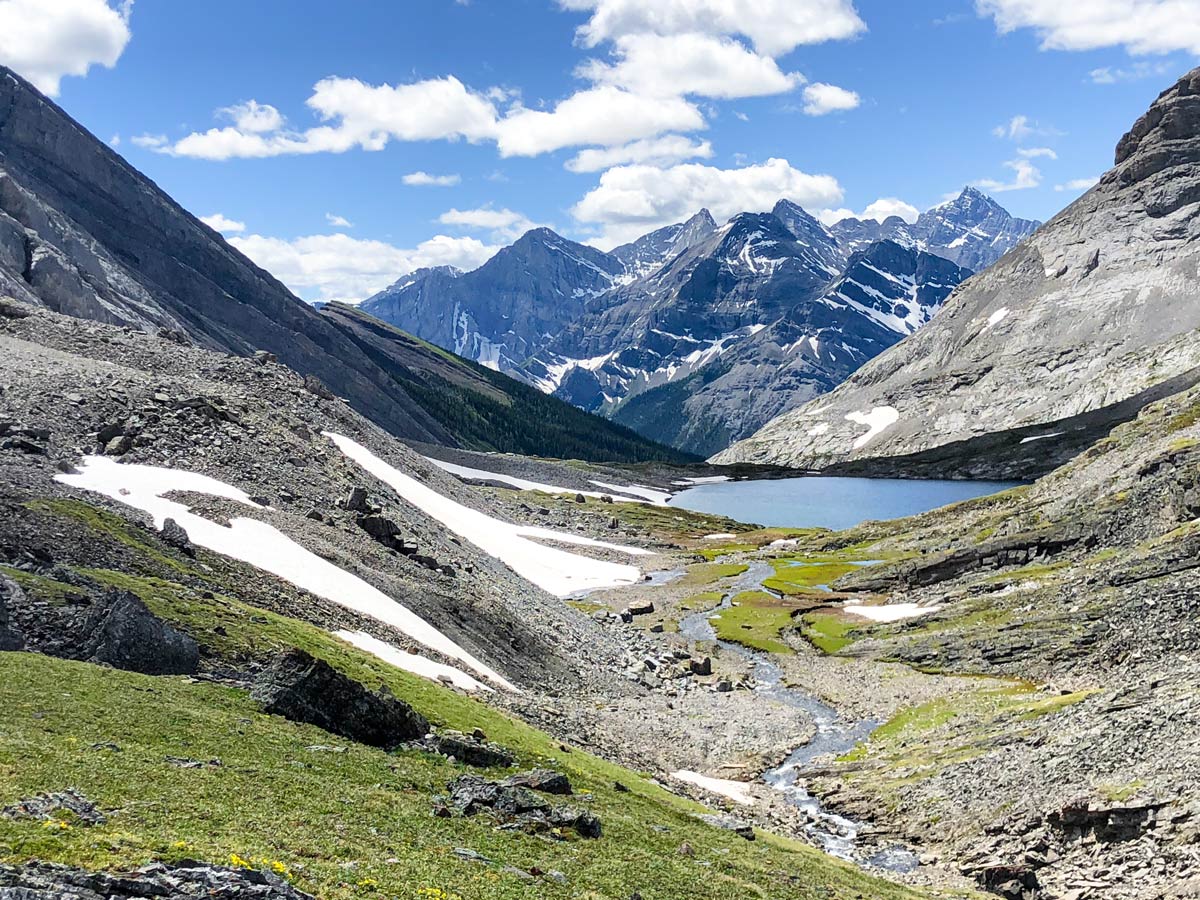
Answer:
[976,158,1042,192]
[818,197,919,226]
[1055,176,1100,192]
[571,157,843,247]
[977,0,1200,55]
[579,32,802,99]
[438,206,542,241]
[219,100,284,133]
[800,82,860,115]
[0,0,132,96]
[229,232,497,304]
[199,213,246,234]
[325,213,353,228]
[559,0,866,56]
[1017,146,1057,159]
[402,171,462,186]
[565,135,712,172]
[992,114,1061,141]
[495,86,704,156]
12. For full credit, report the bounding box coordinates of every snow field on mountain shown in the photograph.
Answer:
[427,457,654,504]
[327,433,650,598]
[845,406,901,449]
[56,456,513,690]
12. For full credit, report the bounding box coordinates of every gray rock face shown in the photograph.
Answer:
[830,187,1040,271]
[716,67,1200,476]
[611,241,971,455]
[0,862,314,900]
[83,591,200,676]
[251,648,430,748]
[0,66,476,449]
[0,576,24,651]
[609,208,717,278]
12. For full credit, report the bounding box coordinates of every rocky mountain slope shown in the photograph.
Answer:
[717,67,1200,478]
[0,67,680,466]
[364,188,1032,456]
[607,241,972,456]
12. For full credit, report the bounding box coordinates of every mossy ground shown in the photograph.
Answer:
[798,612,863,655]
[710,592,822,655]
[0,654,927,900]
[679,562,749,588]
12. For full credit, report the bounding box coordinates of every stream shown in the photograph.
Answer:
[675,561,919,872]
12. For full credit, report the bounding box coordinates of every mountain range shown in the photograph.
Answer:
[0,66,683,465]
[364,187,1037,456]
[716,67,1200,478]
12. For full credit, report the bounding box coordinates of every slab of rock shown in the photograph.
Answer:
[83,592,199,676]
[443,775,600,839]
[426,730,515,768]
[0,577,25,651]
[698,813,755,841]
[0,861,314,900]
[252,649,428,749]
[503,769,573,796]
[2,789,106,826]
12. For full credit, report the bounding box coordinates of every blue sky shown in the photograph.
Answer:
[4,0,1198,302]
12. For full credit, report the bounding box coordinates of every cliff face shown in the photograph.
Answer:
[715,68,1200,477]
[0,66,462,446]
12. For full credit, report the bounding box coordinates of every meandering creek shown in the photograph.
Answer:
[675,560,920,872]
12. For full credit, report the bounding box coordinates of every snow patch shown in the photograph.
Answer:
[807,423,830,437]
[327,433,650,598]
[336,629,490,692]
[983,307,1010,331]
[672,771,755,806]
[703,533,738,541]
[844,406,900,450]
[55,456,513,691]
[1019,431,1064,444]
[589,481,672,506]
[842,603,942,623]
[428,458,649,504]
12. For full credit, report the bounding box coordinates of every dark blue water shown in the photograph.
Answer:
[669,476,1021,530]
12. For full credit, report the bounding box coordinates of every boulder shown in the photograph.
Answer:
[83,592,199,676]
[252,350,278,365]
[698,813,755,840]
[689,657,712,676]
[503,769,573,795]
[159,518,195,557]
[427,730,514,768]
[626,600,655,616]
[344,487,372,513]
[0,578,25,651]
[444,775,600,839]
[251,649,428,748]
[0,861,315,900]
[303,375,335,400]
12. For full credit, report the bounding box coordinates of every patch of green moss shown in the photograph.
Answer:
[26,499,189,574]
[1096,780,1145,802]
[680,562,748,587]
[0,565,84,606]
[695,544,757,561]
[710,592,812,654]
[799,612,860,654]
[680,591,723,613]
[763,559,862,595]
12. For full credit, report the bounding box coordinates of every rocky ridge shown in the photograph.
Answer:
[716,67,1200,477]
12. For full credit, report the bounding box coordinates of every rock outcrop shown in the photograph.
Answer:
[251,649,429,748]
[716,67,1200,477]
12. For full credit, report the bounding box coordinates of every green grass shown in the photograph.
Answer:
[1096,780,1145,803]
[679,562,749,588]
[0,654,928,900]
[679,592,723,613]
[0,565,85,606]
[762,559,863,596]
[710,592,812,655]
[25,499,190,574]
[798,612,860,655]
[694,544,757,561]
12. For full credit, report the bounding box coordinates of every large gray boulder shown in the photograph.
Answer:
[83,592,199,676]
[251,649,429,748]
[0,577,24,651]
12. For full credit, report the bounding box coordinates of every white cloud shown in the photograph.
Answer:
[131,133,167,149]
[495,86,704,156]
[1017,146,1057,159]
[199,213,246,234]
[579,32,802,99]
[162,76,500,160]
[565,135,712,172]
[219,100,284,133]
[325,213,353,228]
[1089,61,1177,84]
[109,133,120,147]
[560,0,866,56]
[1055,176,1099,192]
[800,82,860,115]
[402,171,462,186]
[992,114,1061,141]
[976,158,1042,193]
[229,232,498,303]
[571,157,843,247]
[0,0,132,96]
[977,0,1200,55]
[819,197,920,226]
[438,206,541,241]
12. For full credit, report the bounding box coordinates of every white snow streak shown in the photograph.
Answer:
[327,433,650,598]
[845,406,900,450]
[672,771,756,806]
[589,480,672,505]
[427,458,650,504]
[842,603,942,623]
[55,456,513,691]
[336,629,489,692]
